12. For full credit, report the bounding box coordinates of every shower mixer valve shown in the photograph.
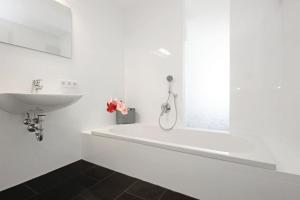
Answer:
[161,103,171,114]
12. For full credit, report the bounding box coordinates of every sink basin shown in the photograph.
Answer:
[0,93,82,114]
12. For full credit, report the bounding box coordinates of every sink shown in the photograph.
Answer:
[0,93,82,114]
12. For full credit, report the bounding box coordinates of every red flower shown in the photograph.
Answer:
[106,98,117,113]
[106,98,128,115]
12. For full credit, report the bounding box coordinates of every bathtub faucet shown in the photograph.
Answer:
[161,102,171,114]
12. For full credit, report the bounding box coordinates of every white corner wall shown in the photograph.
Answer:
[0,0,124,190]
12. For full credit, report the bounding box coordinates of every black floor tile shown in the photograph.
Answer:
[39,174,97,200]
[85,165,114,181]
[65,160,97,177]
[0,184,36,200]
[25,167,70,193]
[160,190,198,200]
[80,172,137,200]
[25,160,95,193]
[117,193,142,200]
[127,181,166,200]
[28,195,43,200]
[0,160,199,200]
[71,195,88,200]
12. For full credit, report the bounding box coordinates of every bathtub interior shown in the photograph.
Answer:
[110,124,253,153]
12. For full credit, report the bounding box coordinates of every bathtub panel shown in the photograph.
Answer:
[82,133,300,200]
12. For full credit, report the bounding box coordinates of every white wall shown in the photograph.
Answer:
[231,0,300,175]
[0,0,124,190]
[123,0,230,131]
[123,0,184,126]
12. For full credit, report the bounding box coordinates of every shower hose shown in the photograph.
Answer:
[158,92,178,131]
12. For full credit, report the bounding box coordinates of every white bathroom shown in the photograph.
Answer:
[0,0,300,199]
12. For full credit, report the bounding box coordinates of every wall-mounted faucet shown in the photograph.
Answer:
[28,79,44,141]
[32,79,43,93]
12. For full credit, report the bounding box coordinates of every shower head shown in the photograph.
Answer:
[166,75,173,82]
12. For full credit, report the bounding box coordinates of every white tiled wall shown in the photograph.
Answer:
[231,0,300,175]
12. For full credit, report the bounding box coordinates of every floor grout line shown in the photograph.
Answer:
[158,190,168,200]
[113,180,139,200]
[125,191,149,200]
[124,180,139,192]
[23,184,39,196]
[66,171,117,200]
[124,180,168,200]
[86,171,117,192]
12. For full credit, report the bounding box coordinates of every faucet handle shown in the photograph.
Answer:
[33,79,43,85]
[32,79,44,93]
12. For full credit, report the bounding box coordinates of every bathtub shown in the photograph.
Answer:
[90,124,275,170]
[82,124,300,200]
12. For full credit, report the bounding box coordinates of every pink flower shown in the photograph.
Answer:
[106,98,128,115]
[117,101,128,115]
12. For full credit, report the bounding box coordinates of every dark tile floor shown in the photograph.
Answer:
[0,160,198,200]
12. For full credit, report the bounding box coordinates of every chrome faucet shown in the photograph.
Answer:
[32,79,43,93]
[24,113,45,141]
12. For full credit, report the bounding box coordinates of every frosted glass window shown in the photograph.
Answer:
[185,0,230,130]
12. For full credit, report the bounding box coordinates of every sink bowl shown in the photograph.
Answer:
[0,93,82,114]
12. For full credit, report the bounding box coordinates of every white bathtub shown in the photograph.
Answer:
[91,124,275,170]
[82,124,300,200]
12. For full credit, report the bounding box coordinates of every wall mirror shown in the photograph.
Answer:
[0,0,72,58]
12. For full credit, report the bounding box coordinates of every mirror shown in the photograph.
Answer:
[0,0,72,58]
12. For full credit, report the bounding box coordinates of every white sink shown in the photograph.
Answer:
[0,93,82,114]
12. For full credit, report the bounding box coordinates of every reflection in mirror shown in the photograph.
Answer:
[0,0,72,58]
